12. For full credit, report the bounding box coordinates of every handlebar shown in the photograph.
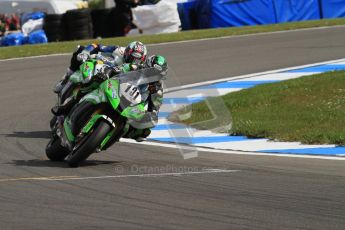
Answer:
[89,54,115,67]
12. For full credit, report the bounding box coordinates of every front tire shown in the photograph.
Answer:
[46,137,70,161]
[66,121,112,167]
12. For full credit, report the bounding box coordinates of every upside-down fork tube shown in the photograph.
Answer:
[100,117,126,150]
[69,101,99,137]
[81,111,126,151]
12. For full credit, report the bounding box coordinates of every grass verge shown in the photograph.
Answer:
[1,18,345,59]
[170,71,345,145]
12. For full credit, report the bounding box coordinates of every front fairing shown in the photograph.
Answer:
[103,67,166,121]
[100,78,146,120]
[80,60,96,82]
[120,103,146,120]
[80,59,108,84]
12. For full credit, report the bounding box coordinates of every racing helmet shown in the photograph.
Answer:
[146,55,167,71]
[123,41,147,65]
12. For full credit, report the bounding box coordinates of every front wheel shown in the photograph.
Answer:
[66,120,112,167]
[46,137,70,161]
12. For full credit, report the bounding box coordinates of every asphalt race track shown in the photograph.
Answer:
[0,26,345,230]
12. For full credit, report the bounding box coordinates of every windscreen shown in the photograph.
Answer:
[117,67,167,87]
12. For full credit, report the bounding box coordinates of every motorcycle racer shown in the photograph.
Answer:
[54,41,148,93]
[122,55,168,142]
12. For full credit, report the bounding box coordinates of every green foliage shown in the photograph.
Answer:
[88,0,105,9]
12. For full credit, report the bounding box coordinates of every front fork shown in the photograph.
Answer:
[53,115,73,151]
[64,112,122,152]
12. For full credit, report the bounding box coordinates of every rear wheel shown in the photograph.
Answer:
[43,14,66,42]
[66,120,112,167]
[46,137,70,161]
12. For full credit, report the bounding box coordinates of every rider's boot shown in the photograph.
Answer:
[54,68,74,94]
[51,97,77,116]
[133,129,151,142]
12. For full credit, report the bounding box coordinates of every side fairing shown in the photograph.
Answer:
[79,87,107,105]
[120,103,146,120]
[101,79,121,110]
[69,71,83,84]
[80,61,95,82]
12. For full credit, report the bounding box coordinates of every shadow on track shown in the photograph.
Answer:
[8,159,122,168]
[4,131,51,139]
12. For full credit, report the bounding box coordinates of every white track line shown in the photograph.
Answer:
[0,53,70,62]
[166,58,345,92]
[121,139,345,161]
[1,25,345,62]
[0,169,239,182]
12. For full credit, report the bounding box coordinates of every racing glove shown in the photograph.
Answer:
[95,66,121,82]
[77,52,90,62]
[148,82,162,94]
[121,63,141,73]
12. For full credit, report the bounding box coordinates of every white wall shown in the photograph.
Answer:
[105,0,115,8]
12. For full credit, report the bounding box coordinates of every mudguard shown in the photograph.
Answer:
[82,114,115,134]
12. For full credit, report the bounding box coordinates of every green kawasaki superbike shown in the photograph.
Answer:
[46,67,166,167]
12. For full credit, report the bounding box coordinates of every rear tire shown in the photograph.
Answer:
[43,14,66,42]
[46,137,70,161]
[64,9,93,40]
[66,120,112,167]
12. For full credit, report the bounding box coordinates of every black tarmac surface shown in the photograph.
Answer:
[0,26,345,230]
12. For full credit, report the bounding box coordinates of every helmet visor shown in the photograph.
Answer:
[126,52,144,64]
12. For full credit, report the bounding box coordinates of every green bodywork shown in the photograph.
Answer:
[64,118,75,142]
[81,79,146,121]
[69,60,98,84]
[121,64,132,73]
[100,129,115,149]
[64,77,147,150]
[81,60,96,80]
[121,104,145,120]
[82,114,106,134]
[69,71,83,84]
[101,79,120,110]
